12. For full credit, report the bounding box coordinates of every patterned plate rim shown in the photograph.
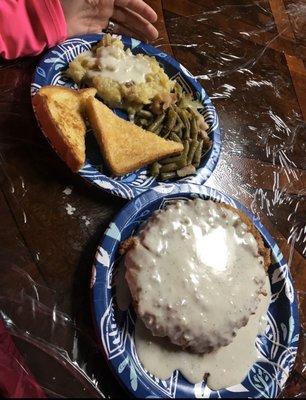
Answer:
[31,34,221,200]
[91,183,300,398]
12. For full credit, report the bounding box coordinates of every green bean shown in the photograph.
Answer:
[159,151,186,165]
[150,162,161,177]
[159,163,177,173]
[163,107,177,134]
[160,158,186,173]
[173,120,184,133]
[154,124,163,136]
[138,118,150,127]
[188,107,206,126]
[169,132,182,143]
[187,139,199,165]
[193,139,203,167]
[162,140,189,166]
[182,140,190,158]
[164,140,189,168]
[137,110,153,119]
[178,108,189,126]
[184,123,191,140]
[187,107,197,118]
[177,164,196,177]
[198,130,209,140]
[160,171,177,181]
[159,141,189,168]
[161,130,170,139]
[179,109,190,139]
[173,112,184,133]
[189,108,209,133]
[190,117,199,139]
[145,119,153,127]
[173,127,182,139]
[185,109,192,118]
[147,113,166,132]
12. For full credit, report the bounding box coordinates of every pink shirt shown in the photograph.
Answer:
[0,0,67,60]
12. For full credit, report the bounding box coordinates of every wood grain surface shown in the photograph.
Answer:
[0,0,305,397]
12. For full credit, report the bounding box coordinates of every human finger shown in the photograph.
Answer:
[114,0,157,23]
[112,6,158,41]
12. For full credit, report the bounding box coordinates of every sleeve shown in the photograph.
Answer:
[0,0,67,60]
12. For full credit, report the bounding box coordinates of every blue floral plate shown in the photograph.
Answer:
[31,34,221,199]
[91,183,299,398]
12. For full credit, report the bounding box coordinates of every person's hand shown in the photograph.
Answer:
[60,0,158,42]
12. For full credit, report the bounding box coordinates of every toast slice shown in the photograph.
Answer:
[86,97,184,176]
[33,86,96,172]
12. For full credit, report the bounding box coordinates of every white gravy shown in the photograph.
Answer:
[135,277,271,389]
[125,199,267,353]
[91,45,152,84]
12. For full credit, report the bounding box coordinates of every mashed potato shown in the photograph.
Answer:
[67,35,174,113]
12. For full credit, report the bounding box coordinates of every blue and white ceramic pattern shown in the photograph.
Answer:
[92,183,299,398]
[31,34,221,199]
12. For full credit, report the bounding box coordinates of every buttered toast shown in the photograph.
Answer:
[33,86,96,172]
[85,97,184,176]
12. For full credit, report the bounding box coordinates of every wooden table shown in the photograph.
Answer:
[0,0,305,397]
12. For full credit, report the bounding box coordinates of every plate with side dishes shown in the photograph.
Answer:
[31,34,221,199]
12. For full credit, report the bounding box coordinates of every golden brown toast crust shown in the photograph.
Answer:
[86,97,184,176]
[33,86,96,172]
